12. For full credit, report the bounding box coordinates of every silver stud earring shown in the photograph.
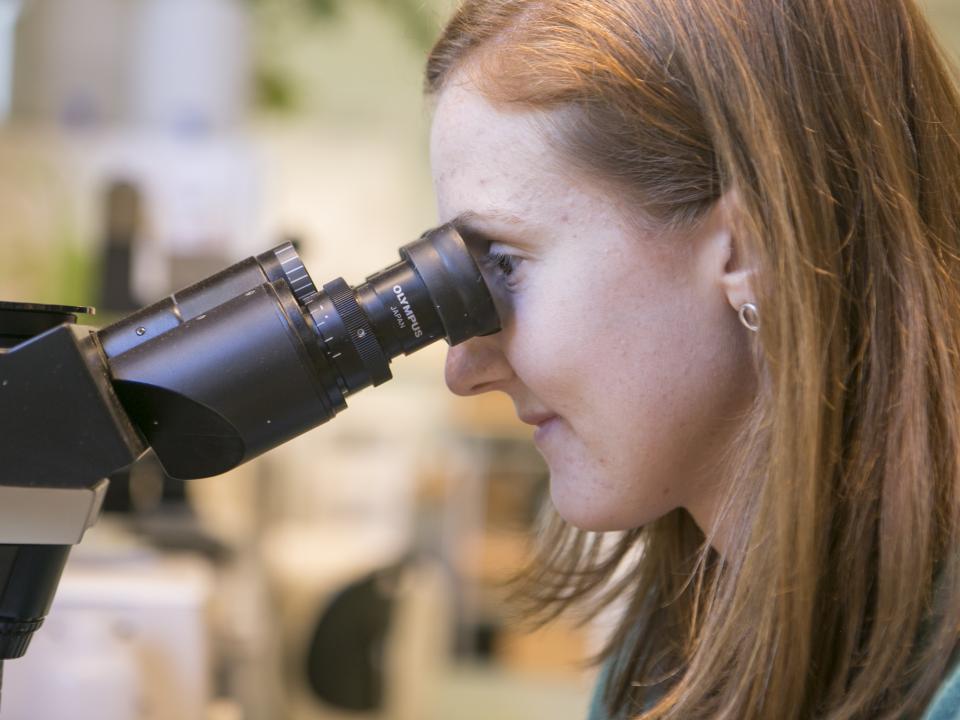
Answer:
[738,302,759,332]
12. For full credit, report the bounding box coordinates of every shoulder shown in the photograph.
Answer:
[587,654,960,720]
[924,660,960,720]
[585,655,666,720]
[586,660,613,720]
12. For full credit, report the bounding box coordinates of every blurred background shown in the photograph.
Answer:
[0,1,957,719]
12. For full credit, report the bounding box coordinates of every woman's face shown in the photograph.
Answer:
[430,72,756,534]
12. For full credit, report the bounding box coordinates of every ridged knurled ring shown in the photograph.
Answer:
[323,278,391,386]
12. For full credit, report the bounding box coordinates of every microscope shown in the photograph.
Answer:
[0,225,499,703]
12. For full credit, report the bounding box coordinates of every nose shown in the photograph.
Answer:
[444,334,514,396]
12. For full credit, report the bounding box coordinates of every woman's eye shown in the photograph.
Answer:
[489,251,518,277]
[482,249,523,288]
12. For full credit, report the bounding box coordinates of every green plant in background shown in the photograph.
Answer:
[1,227,96,314]
[249,0,440,114]
[0,141,98,309]
[282,0,437,47]
[255,65,299,113]
[51,239,97,315]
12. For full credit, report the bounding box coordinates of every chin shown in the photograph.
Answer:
[547,463,677,532]
[548,477,660,532]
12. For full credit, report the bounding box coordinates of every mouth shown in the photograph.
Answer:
[519,412,557,428]
[519,412,561,446]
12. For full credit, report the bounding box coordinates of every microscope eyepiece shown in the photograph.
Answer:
[98,225,500,479]
[301,224,499,394]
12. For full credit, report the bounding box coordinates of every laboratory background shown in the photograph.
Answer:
[0,1,958,719]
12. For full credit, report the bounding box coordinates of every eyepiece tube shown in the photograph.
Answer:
[100,224,500,479]
[320,223,500,391]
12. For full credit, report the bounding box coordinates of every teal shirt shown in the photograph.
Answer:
[585,658,622,720]
[925,662,960,720]
[587,659,960,719]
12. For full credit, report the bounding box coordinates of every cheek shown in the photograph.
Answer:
[501,256,676,413]
[510,269,750,530]
[500,280,591,405]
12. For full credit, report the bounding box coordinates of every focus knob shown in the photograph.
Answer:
[272,243,319,304]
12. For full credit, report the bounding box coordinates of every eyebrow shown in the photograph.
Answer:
[451,209,528,227]
[449,210,539,250]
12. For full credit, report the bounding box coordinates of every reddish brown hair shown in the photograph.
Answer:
[427,1,960,718]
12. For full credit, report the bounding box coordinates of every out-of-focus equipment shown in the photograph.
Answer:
[0,224,499,705]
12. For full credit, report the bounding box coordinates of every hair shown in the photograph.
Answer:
[426,1,960,718]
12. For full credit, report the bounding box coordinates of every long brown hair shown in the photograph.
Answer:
[426,1,960,718]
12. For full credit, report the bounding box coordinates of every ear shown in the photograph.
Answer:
[711,189,758,313]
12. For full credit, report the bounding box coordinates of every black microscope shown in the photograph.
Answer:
[0,225,499,704]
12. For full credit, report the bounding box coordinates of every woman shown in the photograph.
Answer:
[425,1,960,718]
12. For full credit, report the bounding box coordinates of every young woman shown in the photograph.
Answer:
[425,1,960,718]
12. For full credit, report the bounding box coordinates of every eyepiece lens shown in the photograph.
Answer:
[297,224,499,397]
[398,225,500,346]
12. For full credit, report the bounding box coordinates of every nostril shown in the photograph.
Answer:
[470,379,503,394]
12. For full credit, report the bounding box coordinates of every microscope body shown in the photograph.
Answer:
[0,227,499,668]
[0,244,346,661]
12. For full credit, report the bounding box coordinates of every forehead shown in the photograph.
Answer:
[429,74,691,283]
[429,74,577,217]
[428,70,670,253]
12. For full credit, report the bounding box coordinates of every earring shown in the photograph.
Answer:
[738,302,759,332]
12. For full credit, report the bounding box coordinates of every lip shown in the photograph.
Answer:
[519,412,557,427]
[521,414,559,444]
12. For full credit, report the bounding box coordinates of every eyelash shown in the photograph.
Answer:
[488,250,518,277]
[483,249,523,288]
